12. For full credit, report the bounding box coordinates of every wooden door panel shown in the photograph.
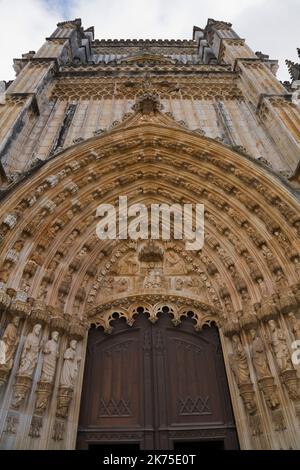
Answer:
[164,325,230,427]
[77,313,239,450]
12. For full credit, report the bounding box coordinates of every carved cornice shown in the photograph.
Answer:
[50,75,243,101]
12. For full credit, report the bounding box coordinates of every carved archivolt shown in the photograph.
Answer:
[0,109,299,326]
[0,107,300,448]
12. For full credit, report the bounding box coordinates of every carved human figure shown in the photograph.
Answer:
[18,324,42,377]
[249,328,271,379]
[143,269,162,289]
[119,254,139,275]
[37,279,48,301]
[0,260,13,283]
[0,316,20,369]
[288,313,300,341]
[257,277,268,298]
[274,270,288,290]
[164,250,187,274]
[40,331,60,383]
[114,277,129,293]
[59,340,81,389]
[268,320,293,371]
[230,334,251,386]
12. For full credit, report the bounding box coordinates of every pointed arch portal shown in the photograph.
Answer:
[0,105,300,449]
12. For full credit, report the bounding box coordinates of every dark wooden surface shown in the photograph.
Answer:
[77,312,239,450]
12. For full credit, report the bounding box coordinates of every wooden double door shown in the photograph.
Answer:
[77,312,239,450]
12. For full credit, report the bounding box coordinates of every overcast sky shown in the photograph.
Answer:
[0,0,299,82]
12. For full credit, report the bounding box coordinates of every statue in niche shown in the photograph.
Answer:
[64,229,80,248]
[257,277,268,297]
[293,257,300,278]
[0,342,5,365]
[28,244,45,267]
[164,250,187,274]
[59,340,81,389]
[249,328,271,379]
[40,331,60,383]
[268,319,293,372]
[43,259,59,284]
[240,289,253,316]
[274,269,288,290]
[20,271,32,293]
[174,276,200,295]
[185,277,199,292]
[288,313,300,340]
[99,276,114,297]
[37,279,48,301]
[175,277,185,290]
[0,260,13,283]
[118,253,139,275]
[57,291,67,311]
[0,316,20,370]
[229,334,251,386]
[17,324,42,377]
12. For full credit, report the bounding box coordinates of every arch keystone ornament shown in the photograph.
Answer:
[0,17,300,450]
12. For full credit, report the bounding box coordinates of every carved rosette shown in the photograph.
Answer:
[280,369,300,401]
[56,387,74,419]
[11,375,32,409]
[34,381,53,415]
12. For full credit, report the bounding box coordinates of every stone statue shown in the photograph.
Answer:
[18,324,42,377]
[288,313,300,340]
[249,328,271,379]
[268,319,293,371]
[40,331,60,383]
[230,334,251,385]
[59,340,81,389]
[164,250,187,274]
[143,269,163,289]
[0,316,20,369]
[118,253,139,275]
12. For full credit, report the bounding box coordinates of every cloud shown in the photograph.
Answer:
[0,0,65,81]
[0,0,298,81]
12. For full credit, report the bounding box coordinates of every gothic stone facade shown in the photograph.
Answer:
[0,18,300,449]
